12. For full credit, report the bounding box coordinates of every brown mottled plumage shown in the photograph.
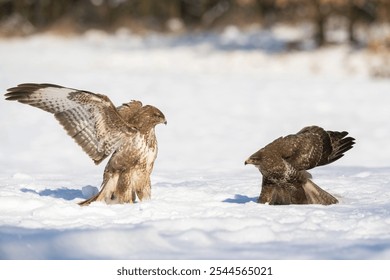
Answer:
[245,126,355,205]
[5,83,166,206]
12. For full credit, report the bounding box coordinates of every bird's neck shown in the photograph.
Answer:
[136,123,155,135]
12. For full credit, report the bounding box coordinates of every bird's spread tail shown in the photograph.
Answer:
[302,179,338,205]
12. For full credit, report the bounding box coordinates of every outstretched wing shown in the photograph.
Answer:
[296,126,355,168]
[5,83,135,164]
[324,130,355,165]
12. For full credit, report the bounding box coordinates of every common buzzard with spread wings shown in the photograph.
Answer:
[245,126,355,205]
[5,83,166,206]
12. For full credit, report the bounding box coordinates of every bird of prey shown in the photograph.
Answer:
[5,83,167,206]
[245,126,355,205]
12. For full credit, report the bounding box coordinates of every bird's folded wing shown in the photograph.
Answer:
[5,83,135,164]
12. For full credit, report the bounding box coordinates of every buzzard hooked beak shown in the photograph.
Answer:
[245,157,258,166]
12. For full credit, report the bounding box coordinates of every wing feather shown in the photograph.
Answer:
[5,83,135,164]
[116,100,143,123]
[302,179,339,205]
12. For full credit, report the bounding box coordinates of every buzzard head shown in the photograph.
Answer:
[244,149,263,168]
[133,105,167,131]
[245,156,260,167]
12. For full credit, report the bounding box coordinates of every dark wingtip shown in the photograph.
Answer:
[4,93,16,101]
[327,133,356,165]
[4,83,59,101]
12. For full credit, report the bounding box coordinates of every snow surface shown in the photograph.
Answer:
[0,28,390,259]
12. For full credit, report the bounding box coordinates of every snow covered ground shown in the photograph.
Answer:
[0,28,390,259]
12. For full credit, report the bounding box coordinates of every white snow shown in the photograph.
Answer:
[0,28,390,259]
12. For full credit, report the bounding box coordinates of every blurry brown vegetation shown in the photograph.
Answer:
[1,1,390,50]
[1,1,389,77]
[367,36,390,78]
[0,1,388,40]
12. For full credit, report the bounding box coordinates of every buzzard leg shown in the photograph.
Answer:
[258,182,308,205]
[79,171,142,206]
[79,172,123,206]
[257,179,292,205]
[136,180,151,201]
[258,178,338,206]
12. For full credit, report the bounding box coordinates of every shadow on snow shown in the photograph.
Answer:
[223,194,257,204]
[21,187,85,201]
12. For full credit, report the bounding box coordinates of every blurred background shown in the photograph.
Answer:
[1,0,390,77]
[0,1,387,41]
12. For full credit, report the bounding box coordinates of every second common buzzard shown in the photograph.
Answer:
[245,126,355,205]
